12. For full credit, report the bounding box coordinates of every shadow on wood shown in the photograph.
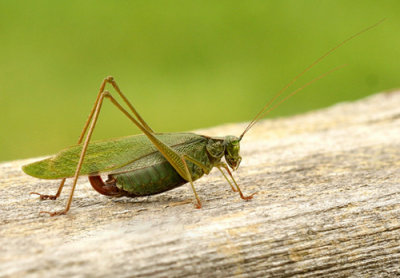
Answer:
[1,91,400,277]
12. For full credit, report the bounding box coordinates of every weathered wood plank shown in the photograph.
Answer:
[1,91,400,277]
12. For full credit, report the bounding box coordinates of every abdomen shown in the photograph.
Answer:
[111,161,188,196]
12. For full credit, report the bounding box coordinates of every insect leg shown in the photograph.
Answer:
[180,156,202,209]
[31,76,154,202]
[40,90,111,216]
[216,167,238,192]
[216,162,255,200]
[179,155,254,203]
[180,154,246,207]
[30,179,66,200]
[30,77,111,201]
[106,77,154,133]
[181,155,212,174]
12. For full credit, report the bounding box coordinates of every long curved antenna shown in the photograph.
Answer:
[256,64,347,126]
[239,19,385,140]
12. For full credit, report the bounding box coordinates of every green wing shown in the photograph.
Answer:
[22,133,206,179]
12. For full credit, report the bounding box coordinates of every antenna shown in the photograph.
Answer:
[239,19,385,140]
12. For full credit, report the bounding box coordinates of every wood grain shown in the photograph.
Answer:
[1,91,400,277]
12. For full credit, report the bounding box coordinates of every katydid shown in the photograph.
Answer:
[23,20,384,216]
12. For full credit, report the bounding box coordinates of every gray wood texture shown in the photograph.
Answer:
[1,91,400,277]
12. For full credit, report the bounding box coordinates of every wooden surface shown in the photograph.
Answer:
[1,91,400,277]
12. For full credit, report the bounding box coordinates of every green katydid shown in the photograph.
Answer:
[23,20,384,216]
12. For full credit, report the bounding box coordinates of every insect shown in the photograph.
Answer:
[23,20,384,216]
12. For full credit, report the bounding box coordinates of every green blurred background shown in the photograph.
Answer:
[1,1,399,162]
